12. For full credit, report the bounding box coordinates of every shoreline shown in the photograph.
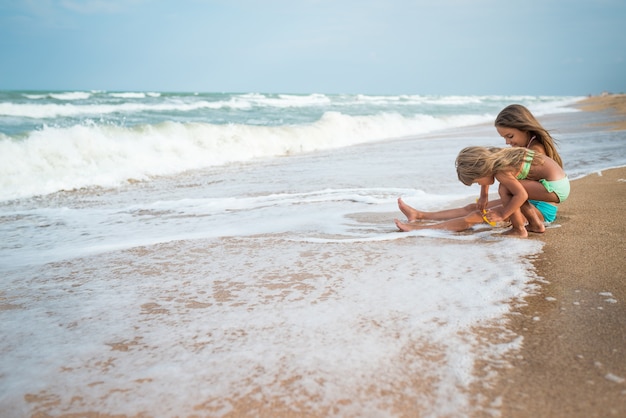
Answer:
[480,95,626,417]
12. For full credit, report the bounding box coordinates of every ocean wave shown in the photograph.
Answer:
[0,111,492,201]
[49,92,93,101]
[0,92,586,201]
[109,92,148,99]
[20,91,156,101]
[0,100,236,119]
[22,92,92,101]
[108,92,162,99]
[2,93,583,122]
[1,94,335,119]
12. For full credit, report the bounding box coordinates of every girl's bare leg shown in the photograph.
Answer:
[394,211,484,232]
[521,201,546,233]
[498,185,528,237]
[398,197,502,222]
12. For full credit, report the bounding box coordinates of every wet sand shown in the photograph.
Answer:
[479,95,626,417]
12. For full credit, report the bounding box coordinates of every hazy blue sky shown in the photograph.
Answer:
[1,0,624,95]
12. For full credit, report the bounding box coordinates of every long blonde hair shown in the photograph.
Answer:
[456,146,542,185]
[495,104,563,168]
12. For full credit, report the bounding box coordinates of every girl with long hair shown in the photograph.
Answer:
[395,146,569,237]
[398,104,565,227]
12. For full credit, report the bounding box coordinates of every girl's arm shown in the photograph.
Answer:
[476,184,490,210]
[490,172,528,221]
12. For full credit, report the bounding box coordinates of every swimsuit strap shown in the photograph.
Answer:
[516,149,535,180]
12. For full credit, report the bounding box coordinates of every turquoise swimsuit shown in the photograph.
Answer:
[529,200,558,223]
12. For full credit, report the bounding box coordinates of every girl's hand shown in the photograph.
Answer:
[476,196,488,211]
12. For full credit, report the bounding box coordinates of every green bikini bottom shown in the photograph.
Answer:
[539,177,570,203]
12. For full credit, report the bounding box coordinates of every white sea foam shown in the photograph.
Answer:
[0,225,542,417]
[109,92,147,99]
[22,93,47,100]
[0,100,215,118]
[1,93,584,120]
[48,91,92,100]
[0,111,492,201]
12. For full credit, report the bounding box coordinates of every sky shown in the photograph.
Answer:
[0,0,625,95]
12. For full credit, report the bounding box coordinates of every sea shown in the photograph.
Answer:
[1,91,625,417]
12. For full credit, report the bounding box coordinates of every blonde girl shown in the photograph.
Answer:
[398,104,564,224]
[395,146,569,237]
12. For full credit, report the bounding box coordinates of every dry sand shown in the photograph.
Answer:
[574,93,626,130]
[478,95,626,417]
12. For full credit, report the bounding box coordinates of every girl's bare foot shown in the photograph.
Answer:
[526,223,546,233]
[397,198,422,222]
[502,226,528,237]
[395,219,418,232]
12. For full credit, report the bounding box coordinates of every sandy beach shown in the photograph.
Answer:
[478,95,626,417]
[574,93,626,130]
